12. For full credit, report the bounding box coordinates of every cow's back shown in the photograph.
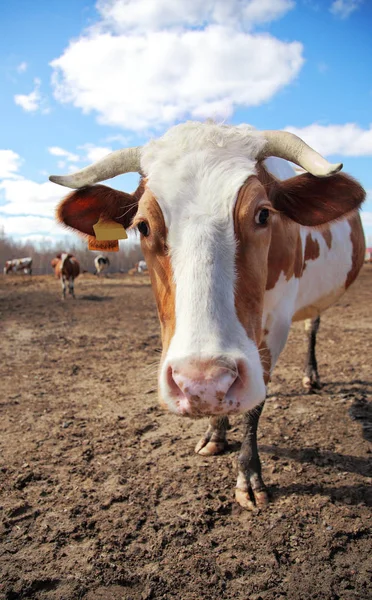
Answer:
[68,258,80,279]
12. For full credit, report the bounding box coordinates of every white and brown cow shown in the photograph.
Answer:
[4,257,32,275]
[50,122,365,510]
[51,252,80,299]
[94,254,110,276]
[138,260,148,274]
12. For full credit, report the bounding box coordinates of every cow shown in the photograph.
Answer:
[128,261,147,275]
[138,260,148,274]
[4,257,32,275]
[128,262,139,275]
[51,252,80,299]
[50,122,366,510]
[94,254,110,276]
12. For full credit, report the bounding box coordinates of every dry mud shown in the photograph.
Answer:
[0,268,371,600]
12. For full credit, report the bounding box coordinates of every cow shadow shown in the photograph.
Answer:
[270,379,372,400]
[102,283,150,290]
[79,295,113,302]
[259,444,372,478]
[269,482,372,507]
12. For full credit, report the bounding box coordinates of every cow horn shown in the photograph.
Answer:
[49,147,142,189]
[259,131,342,178]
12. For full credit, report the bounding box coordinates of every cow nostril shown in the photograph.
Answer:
[226,359,248,397]
[166,366,183,397]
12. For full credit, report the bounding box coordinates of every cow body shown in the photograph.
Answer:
[51,252,80,299]
[94,254,110,275]
[51,121,366,510]
[259,162,364,379]
[4,257,32,275]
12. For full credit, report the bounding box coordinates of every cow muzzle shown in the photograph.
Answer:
[163,357,249,417]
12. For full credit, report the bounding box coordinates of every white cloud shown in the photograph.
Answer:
[97,0,294,32]
[79,143,113,162]
[16,62,28,74]
[285,123,372,156]
[104,133,132,145]
[361,212,372,228]
[14,78,42,112]
[67,164,80,173]
[14,78,49,113]
[330,0,363,19]
[48,146,80,162]
[0,178,64,218]
[0,215,62,237]
[51,26,303,131]
[0,150,23,179]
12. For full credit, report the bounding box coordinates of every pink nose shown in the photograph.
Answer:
[168,358,239,415]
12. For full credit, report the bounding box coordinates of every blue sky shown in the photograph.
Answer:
[0,0,371,246]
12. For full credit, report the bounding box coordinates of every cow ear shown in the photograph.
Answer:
[56,182,144,237]
[271,173,365,227]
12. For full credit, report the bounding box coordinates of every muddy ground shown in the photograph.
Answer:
[0,267,371,600]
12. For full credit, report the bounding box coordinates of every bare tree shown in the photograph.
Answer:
[0,229,144,275]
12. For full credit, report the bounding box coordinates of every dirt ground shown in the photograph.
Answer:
[0,266,371,600]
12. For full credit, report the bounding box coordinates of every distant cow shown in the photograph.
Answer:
[94,254,110,275]
[128,261,147,275]
[4,257,32,275]
[51,252,80,299]
[138,260,147,274]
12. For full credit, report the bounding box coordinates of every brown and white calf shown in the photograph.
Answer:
[4,257,32,275]
[51,252,80,299]
[94,254,110,275]
[50,122,365,510]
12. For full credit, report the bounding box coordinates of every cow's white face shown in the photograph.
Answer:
[135,123,273,417]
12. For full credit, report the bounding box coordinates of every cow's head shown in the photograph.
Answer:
[51,122,365,418]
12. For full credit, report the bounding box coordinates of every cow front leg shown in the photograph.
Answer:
[69,277,75,298]
[195,416,230,456]
[235,402,269,510]
[302,317,321,391]
[61,276,67,300]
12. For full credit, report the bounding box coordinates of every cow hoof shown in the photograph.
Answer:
[302,375,311,390]
[194,438,226,456]
[302,376,322,392]
[235,487,269,511]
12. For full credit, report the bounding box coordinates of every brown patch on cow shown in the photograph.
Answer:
[266,218,303,290]
[259,337,271,386]
[136,190,176,361]
[304,233,320,264]
[345,213,365,289]
[321,228,332,250]
[293,232,304,278]
[234,177,271,343]
[132,189,177,409]
[234,175,304,335]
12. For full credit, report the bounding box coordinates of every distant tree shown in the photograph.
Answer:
[1,231,144,275]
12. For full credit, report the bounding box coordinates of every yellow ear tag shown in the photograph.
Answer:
[93,217,128,241]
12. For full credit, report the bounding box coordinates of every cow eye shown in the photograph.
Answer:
[137,221,150,237]
[255,208,270,226]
